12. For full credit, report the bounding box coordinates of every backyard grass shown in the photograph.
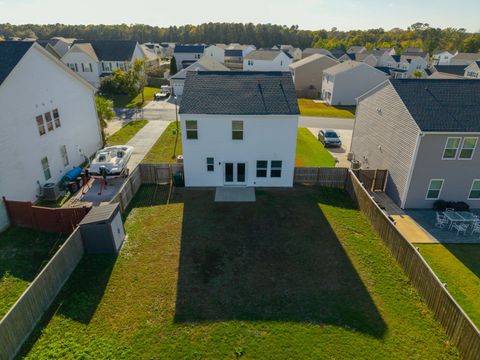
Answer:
[417,244,480,328]
[298,98,356,118]
[23,186,458,359]
[106,120,148,146]
[0,227,65,318]
[142,121,181,163]
[108,87,160,108]
[296,128,336,167]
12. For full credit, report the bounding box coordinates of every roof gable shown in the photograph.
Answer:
[433,65,466,76]
[244,50,286,61]
[390,79,480,132]
[179,71,299,115]
[0,41,34,85]
[74,40,138,61]
[289,53,338,69]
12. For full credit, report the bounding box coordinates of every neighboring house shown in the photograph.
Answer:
[223,44,256,70]
[243,50,293,71]
[169,57,230,98]
[401,50,429,63]
[321,61,387,105]
[302,48,333,59]
[0,41,102,231]
[449,52,480,66]
[350,79,480,209]
[273,45,302,61]
[429,65,466,79]
[464,61,480,79]
[173,44,206,69]
[289,54,339,98]
[203,45,225,64]
[179,71,299,187]
[61,40,148,87]
[355,52,379,67]
[396,56,429,78]
[329,48,346,59]
[432,50,455,65]
[160,42,175,58]
[346,46,367,54]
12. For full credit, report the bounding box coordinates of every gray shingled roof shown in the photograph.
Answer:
[434,65,467,76]
[0,41,34,85]
[174,45,205,53]
[179,71,299,115]
[244,49,285,61]
[74,40,138,61]
[391,79,480,132]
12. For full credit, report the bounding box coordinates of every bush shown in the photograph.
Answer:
[433,200,469,212]
[433,200,448,211]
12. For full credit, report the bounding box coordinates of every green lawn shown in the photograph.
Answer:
[106,120,148,146]
[296,128,336,167]
[298,98,356,118]
[0,228,65,318]
[108,87,160,108]
[142,121,181,164]
[417,244,480,328]
[23,186,458,359]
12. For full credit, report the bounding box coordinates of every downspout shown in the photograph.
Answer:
[401,133,422,209]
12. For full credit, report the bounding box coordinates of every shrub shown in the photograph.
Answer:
[433,200,470,212]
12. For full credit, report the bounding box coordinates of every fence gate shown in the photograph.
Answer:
[353,169,388,192]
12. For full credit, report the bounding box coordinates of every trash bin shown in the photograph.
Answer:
[67,181,78,193]
[173,171,185,187]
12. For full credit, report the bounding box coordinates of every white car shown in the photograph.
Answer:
[154,85,171,100]
[89,145,134,176]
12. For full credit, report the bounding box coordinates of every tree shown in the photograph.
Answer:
[412,70,423,78]
[130,58,147,103]
[95,96,115,145]
[170,56,178,76]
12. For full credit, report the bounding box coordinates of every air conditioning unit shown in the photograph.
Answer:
[351,160,361,170]
[43,182,60,201]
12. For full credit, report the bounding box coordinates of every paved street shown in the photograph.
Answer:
[299,115,354,130]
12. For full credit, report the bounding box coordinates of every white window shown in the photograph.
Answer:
[41,157,51,181]
[459,137,477,159]
[206,157,214,172]
[44,112,54,132]
[60,145,69,167]
[426,179,444,200]
[248,60,253,66]
[256,161,268,178]
[81,63,93,72]
[185,120,198,139]
[53,108,61,128]
[442,137,461,159]
[468,180,480,200]
[271,161,282,178]
[232,121,243,140]
[36,115,46,136]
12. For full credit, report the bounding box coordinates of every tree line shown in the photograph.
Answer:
[1,22,479,53]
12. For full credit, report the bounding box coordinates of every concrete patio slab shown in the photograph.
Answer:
[214,187,256,202]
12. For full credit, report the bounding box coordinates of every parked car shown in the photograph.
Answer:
[318,129,342,147]
[154,85,171,100]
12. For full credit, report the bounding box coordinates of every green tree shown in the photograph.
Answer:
[412,70,423,78]
[129,58,147,103]
[170,56,178,76]
[95,96,115,145]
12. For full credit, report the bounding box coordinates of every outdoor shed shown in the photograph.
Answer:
[79,203,125,253]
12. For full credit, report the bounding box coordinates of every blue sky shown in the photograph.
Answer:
[0,0,478,32]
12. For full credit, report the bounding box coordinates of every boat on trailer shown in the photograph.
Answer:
[89,145,134,176]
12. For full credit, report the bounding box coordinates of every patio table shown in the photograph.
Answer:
[456,211,477,222]
[443,211,465,229]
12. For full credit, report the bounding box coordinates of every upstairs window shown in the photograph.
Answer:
[459,137,477,159]
[271,161,282,178]
[206,157,214,171]
[53,109,61,128]
[468,180,480,200]
[232,121,244,140]
[256,161,267,177]
[41,157,51,181]
[186,120,198,139]
[426,179,443,200]
[44,112,54,132]
[36,115,46,136]
[442,137,461,159]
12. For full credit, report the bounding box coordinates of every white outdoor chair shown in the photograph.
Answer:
[452,223,468,236]
[471,222,480,237]
[435,212,449,229]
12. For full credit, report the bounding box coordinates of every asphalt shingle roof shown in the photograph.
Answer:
[174,45,205,53]
[225,49,243,57]
[179,71,299,115]
[0,41,34,85]
[390,79,480,132]
[434,65,466,76]
[244,49,285,61]
[74,40,138,61]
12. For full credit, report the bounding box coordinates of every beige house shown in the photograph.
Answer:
[289,54,338,98]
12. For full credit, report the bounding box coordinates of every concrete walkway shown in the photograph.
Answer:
[215,187,256,202]
[126,121,169,171]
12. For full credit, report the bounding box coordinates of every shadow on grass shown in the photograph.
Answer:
[18,254,117,357]
[174,186,387,339]
[443,244,480,279]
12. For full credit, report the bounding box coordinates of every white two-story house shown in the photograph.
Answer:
[179,71,299,187]
[173,44,206,70]
[243,50,293,71]
[0,41,103,231]
[464,61,480,79]
[61,40,149,87]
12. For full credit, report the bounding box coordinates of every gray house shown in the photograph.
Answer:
[351,79,480,209]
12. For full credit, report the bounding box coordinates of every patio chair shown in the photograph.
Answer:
[445,208,455,212]
[471,223,480,237]
[435,212,449,229]
[452,223,468,236]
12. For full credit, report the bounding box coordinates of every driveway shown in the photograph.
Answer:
[113,98,177,122]
[307,128,352,168]
[299,116,354,130]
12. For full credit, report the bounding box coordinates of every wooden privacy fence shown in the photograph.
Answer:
[3,198,90,234]
[140,163,184,184]
[345,170,480,360]
[294,167,348,187]
[0,228,84,360]
[109,166,142,213]
[352,169,388,192]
